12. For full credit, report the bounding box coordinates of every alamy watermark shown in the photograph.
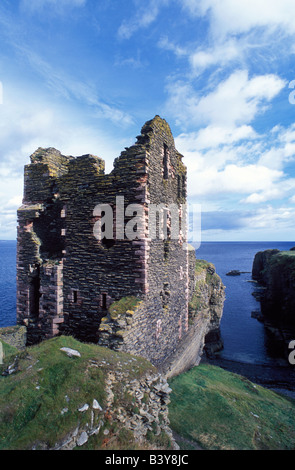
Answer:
[288,340,295,365]
[289,80,295,104]
[92,197,201,249]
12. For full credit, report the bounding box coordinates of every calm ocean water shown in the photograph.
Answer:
[194,240,295,366]
[0,240,17,327]
[0,239,294,366]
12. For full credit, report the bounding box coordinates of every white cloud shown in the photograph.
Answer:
[181,0,295,37]
[185,163,283,198]
[118,0,169,39]
[167,70,286,128]
[175,113,295,207]
[163,0,295,77]
[177,125,257,151]
[158,36,188,57]
[0,86,130,239]
[189,39,241,74]
[245,205,295,230]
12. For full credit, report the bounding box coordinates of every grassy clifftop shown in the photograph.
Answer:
[169,363,295,450]
[2,335,295,451]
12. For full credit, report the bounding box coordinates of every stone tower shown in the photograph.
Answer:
[16,116,198,369]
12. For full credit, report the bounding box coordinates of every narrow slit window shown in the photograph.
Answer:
[163,144,169,180]
[102,293,107,310]
[182,175,186,197]
[73,290,78,303]
[177,175,181,198]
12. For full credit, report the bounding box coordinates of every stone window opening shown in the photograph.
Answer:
[177,175,181,199]
[182,175,186,198]
[102,293,107,310]
[73,290,78,304]
[163,143,169,180]
[93,208,116,249]
[160,282,170,308]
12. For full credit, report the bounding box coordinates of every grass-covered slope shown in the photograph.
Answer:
[2,335,295,451]
[169,363,295,450]
[0,336,173,450]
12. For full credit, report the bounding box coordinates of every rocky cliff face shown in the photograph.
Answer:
[252,249,295,357]
[252,249,295,328]
[189,259,225,357]
[160,259,225,378]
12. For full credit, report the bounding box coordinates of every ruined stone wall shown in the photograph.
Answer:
[98,117,191,366]
[17,117,191,355]
[57,152,150,343]
[16,116,219,373]
[17,147,150,344]
[98,257,225,377]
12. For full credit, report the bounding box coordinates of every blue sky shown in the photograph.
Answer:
[0,0,295,241]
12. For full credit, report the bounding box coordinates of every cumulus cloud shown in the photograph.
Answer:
[189,39,241,75]
[177,125,257,151]
[176,115,295,208]
[180,0,295,37]
[185,163,283,198]
[155,1,295,77]
[167,70,286,128]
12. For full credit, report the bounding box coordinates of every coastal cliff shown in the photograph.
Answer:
[99,257,225,379]
[252,249,295,327]
[0,257,225,450]
[159,258,225,378]
[252,249,295,355]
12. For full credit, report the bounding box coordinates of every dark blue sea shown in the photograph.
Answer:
[194,241,295,366]
[0,240,295,367]
[0,240,17,328]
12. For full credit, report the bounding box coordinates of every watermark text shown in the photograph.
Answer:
[288,340,295,365]
[92,197,201,249]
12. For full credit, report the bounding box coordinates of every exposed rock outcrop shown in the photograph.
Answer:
[252,249,295,356]
[159,258,225,378]
[252,249,295,327]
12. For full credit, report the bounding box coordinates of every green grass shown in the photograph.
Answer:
[0,335,156,450]
[169,364,295,450]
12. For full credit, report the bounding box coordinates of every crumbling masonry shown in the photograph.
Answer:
[16,116,223,374]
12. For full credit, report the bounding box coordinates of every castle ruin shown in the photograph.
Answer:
[16,116,224,376]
